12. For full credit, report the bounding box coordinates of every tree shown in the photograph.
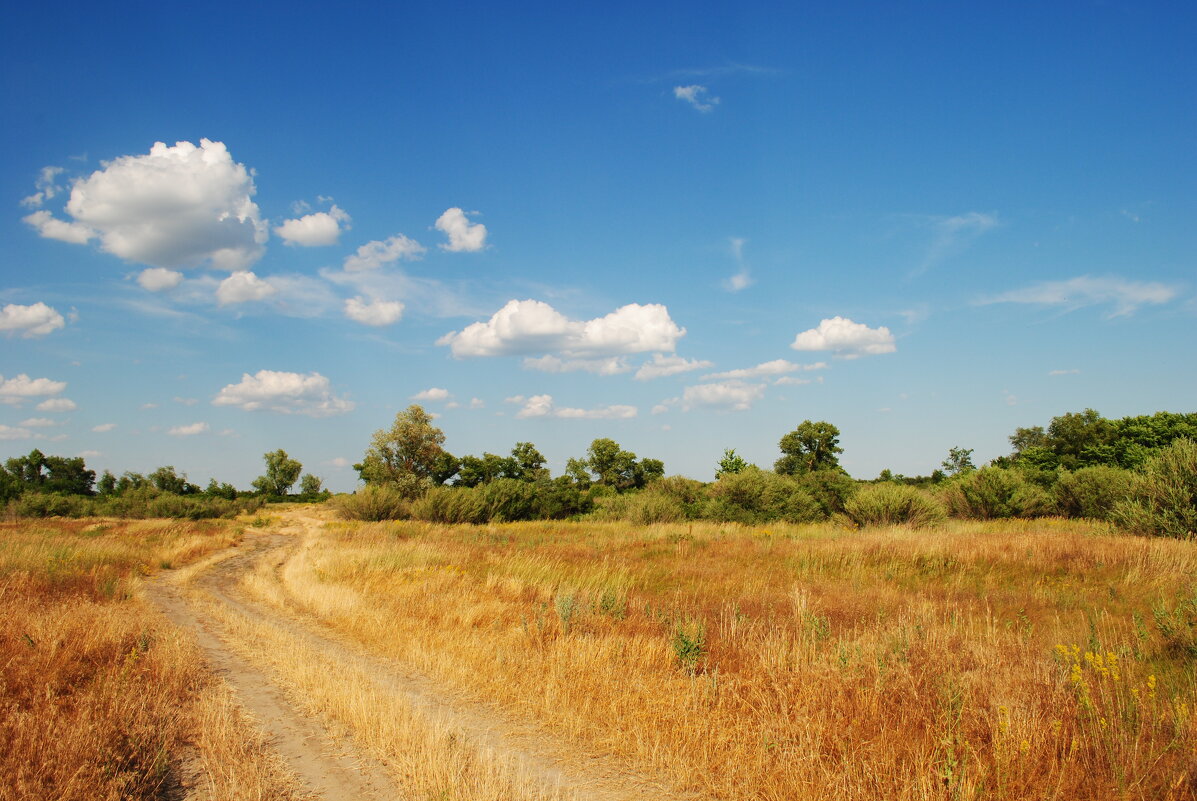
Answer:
[509,442,548,481]
[253,449,303,496]
[150,465,199,495]
[775,421,843,475]
[941,447,976,476]
[355,405,447,488]
[579,438,663,492]
[716,448,749,478]
[299,473,324,497]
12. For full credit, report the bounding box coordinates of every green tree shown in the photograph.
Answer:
[355,405,447,491]
[252,449,303,496]
[509,442,548,481]
[578,438,662,491]
[299,473,324,497]
[716,448,749,478]
[775,421,843,475]
[941,446,976,476]
[150,465,199,495]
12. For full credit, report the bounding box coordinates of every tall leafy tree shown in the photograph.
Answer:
[355,405,447,485]
[775,421,843,475]
[252,449,303,496]
[716,448,749,478]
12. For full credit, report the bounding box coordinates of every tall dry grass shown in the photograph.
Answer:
[251,516,1197,800]
[0,518,302,801]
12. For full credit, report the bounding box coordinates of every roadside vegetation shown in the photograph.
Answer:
[0,516,301,801]
[251,513,1197,800]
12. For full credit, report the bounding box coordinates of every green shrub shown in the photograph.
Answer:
[532,478,591,519]
[1053,465,1136,520]
[408,486,488,524]
[795,470,858,516]
[1112,439,1197,539]
[627,491,686,525]
[646,476,707,518]
[478,478,538,522]
[703,468,823,524]
[842,483,946,528]
[334,485,410,521]
[942,467,1053,519]
[586,491,635,522]
[8,492,93,518]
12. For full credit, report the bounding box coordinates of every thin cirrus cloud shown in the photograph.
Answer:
[511,394,637,420]
[435,207,487,252]
[978,275,1178,318]
[438,299,685,359]
[634,353,713,380]
[910,211,1000,278]
[791,317,896,358]
[674,84,720,112]
[212,369,354,417]
[723,237,752,292]
[274,205,351,247]
[0,424,34,440]
[703,359,827,381]
[0,302,65,337]
[23,139,267,270]
[523,355,632,376]
[168,422,209,437]
[682,380,766,411]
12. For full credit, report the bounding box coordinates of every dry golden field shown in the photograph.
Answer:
[4,508,1197,800]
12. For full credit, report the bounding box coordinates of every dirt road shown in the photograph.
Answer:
[145,508,679,801]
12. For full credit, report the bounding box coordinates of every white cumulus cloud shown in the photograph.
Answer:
[217,271,277,306]
[435,207,487,252]
[0,302,65,338]
[212,370,354,417]
[0,374,67,405]
[344,296,404,326]
[514,394,637,420]
[27,139,267,270]
[438,299,685,359]
[92,423,117,432]
[20,418,58,428]
[37,398,76,412]
[674,84,720,112]
[681,380,766,411]
[412,387,451,402]
[979,275,1177,318]
[169,422,209,436]
[791,317,896,358]
[634,353,714,380]
[343,235,426,271]
[274,205,351,246]
[137,267,185,292]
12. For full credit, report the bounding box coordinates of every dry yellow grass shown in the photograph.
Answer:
[250,515,1197,801]
[0,517,303,801]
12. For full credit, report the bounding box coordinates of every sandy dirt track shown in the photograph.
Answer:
[145,508,683,801]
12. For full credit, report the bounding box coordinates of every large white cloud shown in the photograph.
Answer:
[344,296,404,326]
[0,374,67,405]
[0,302,65,338]
[681,380,766,411]
[343,235,426,271]
[26,139,267,270]
[137,267,185,292]
[514,394,637,420]
[275,205,350,247]
[439,299,685,359]
[435,207,487,252]
[791,317,896,358]
[979,275,1177,317]
[704,359,826,380]
[217,271,277,305]
[634,353,714,380]
[212,370,354,416]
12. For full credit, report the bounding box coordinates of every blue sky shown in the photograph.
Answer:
[2,1,1194,491]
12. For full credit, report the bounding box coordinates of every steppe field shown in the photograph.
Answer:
[4,507,1197,801]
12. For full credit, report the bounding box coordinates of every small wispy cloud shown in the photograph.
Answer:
[978,275,1178,318]
[910,212,1000,278]
[1049,368,1080,376]
[674,85,720,113]
[723,237,753,292]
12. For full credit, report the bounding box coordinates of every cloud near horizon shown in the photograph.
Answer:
[212,370,354,416]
